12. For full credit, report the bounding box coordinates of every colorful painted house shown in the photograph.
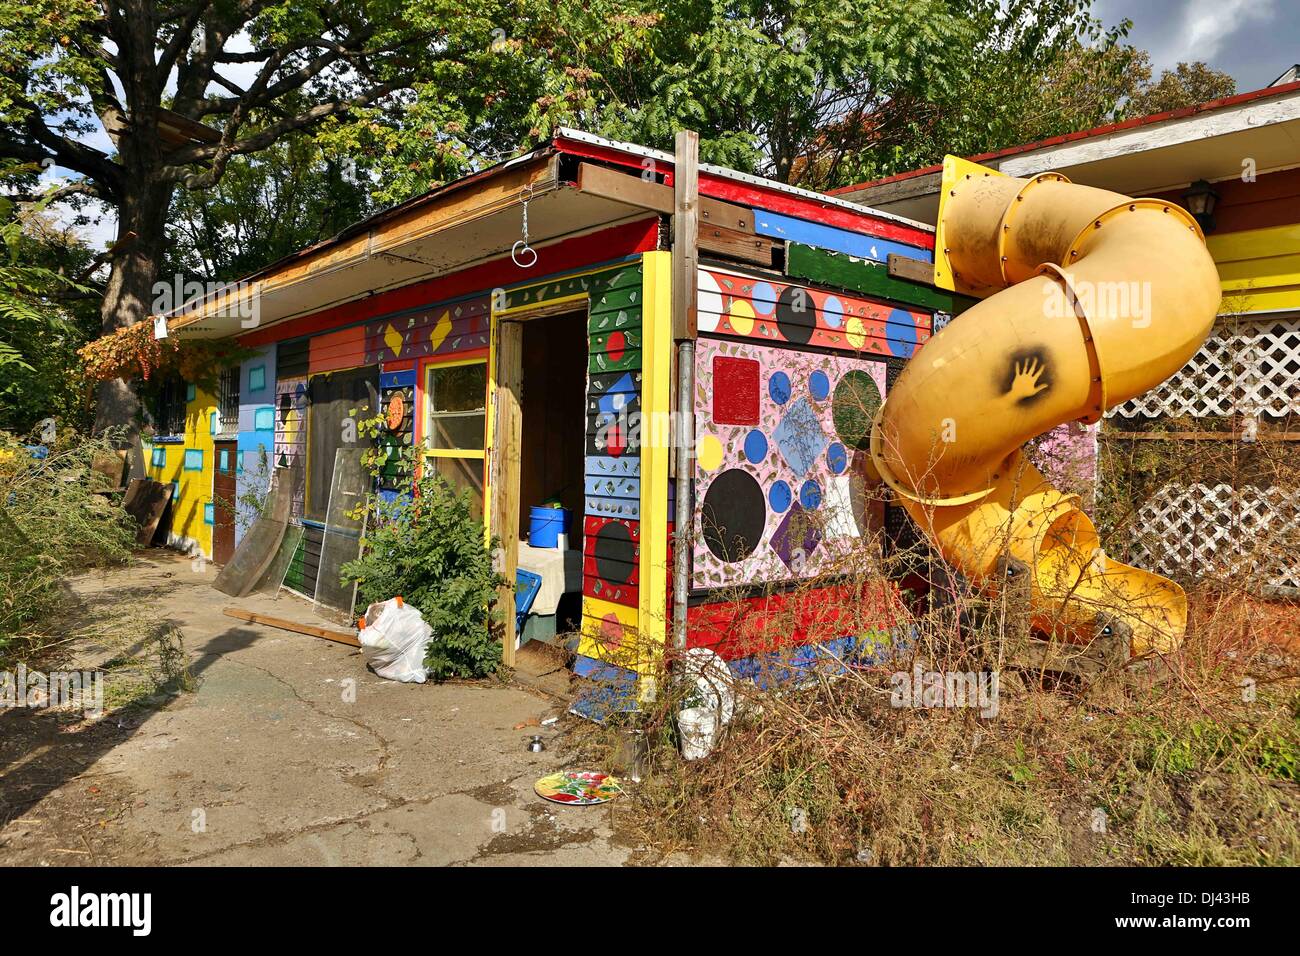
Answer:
[159,129,959,701]
[836,74,1300,591]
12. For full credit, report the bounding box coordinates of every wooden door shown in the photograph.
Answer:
[491,320,524,666]
[212,440,237,565]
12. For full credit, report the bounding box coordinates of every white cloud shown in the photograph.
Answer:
[1148,0,1277,70]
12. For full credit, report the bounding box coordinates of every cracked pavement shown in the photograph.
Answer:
[0,552,632,866]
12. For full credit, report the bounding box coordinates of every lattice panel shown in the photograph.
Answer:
[1109,316,1300,419]
[1124,483,1300,589]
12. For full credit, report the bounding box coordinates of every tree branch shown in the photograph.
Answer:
[160,80,405,188]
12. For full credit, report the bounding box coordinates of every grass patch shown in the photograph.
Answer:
[575,591,1300,867]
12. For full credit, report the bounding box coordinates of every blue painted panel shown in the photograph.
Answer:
[237,346,276,432]
[380,368,417,389]
[203,502,215,525]
[253,406,275,431]
[183,449,203,471]
[219,449,230,473]
[150,447,166,468]
[585,495,638,520]
[753,209,933,265]
[584,455,640,478]
[584,474,639,498]
[248,364,267,392]
[185,383,196,402]
[209,410,218,435]
[569,655,639,721]
[723,626,915,689]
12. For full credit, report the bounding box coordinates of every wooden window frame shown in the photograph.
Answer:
[421,356,488,463]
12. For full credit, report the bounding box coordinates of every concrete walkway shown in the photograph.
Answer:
[0,553,632,866]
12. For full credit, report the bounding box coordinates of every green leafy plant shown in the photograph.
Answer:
[342,453,504,682]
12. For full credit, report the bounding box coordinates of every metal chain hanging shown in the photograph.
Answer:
[511,184,538,268]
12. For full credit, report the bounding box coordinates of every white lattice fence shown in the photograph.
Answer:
[1124,483,1300,589]
[1109,316,1300,419]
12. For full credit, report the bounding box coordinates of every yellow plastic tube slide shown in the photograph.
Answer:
[869,156,1222,656]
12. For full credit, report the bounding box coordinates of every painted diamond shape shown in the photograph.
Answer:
[770,503,822,572]
[772,397,828,476]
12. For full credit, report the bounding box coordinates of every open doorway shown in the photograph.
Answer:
[493,308,589,657]
[518,311,587,536]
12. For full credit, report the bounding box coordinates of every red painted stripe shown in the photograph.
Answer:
[240,218,659,348]
[554,137,933,248]
[1151,166,1300,235]
[686,580,907,661]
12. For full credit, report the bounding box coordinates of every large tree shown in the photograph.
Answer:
[0,0,648,441]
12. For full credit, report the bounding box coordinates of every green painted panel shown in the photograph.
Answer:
[786,242,975,315]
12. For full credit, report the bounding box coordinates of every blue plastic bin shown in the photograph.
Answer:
[515,568,544,635]
[528,506,569,548]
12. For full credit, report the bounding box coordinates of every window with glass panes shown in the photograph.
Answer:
[422,359,487,516]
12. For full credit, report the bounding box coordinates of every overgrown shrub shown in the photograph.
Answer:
[0,428,137,665]
[342,473,503,681]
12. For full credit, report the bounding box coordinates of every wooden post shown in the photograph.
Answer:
[493,320,524,667]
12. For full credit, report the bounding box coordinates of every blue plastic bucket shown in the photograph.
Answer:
[528,506,569,548]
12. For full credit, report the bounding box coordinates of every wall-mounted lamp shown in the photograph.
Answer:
[1182,179,1220,234]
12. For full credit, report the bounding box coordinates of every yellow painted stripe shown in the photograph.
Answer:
[1220,285,1300,313]
[635,251,672,696]
[577,596,641,671]
[1216,252,1300,292]
[1207,222,1300,264]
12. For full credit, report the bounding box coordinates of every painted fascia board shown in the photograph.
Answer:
[994,95,1300,179]
[552,127,935,234]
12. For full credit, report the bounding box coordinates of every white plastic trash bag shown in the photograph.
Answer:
[358,597,432,683]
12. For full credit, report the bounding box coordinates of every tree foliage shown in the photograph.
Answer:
[0,184,100,433]
[1123,55,1236,118]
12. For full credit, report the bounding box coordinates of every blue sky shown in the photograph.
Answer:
[1094,0,1297,92]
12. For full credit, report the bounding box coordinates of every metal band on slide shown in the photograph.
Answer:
[867,402,1000,508]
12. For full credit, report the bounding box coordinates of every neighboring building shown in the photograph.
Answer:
[835,79,1300,591]
[154,129,950,707]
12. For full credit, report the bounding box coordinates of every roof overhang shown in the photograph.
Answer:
[166,128,932,341]
[170,150,657,339]
[836,82,1300,224]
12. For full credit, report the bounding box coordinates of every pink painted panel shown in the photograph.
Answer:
[692,337,889,590]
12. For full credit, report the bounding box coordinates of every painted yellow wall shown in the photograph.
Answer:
[1208,223,1300,314]
[143,385,217,557]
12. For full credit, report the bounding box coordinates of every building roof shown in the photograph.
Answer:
[834,79,1300,224]
[169,129,930,339]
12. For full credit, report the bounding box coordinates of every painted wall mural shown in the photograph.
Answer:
[692,337,889,590]
[364,295,491,365]
[274,375,308,520]
[697,266,932,359]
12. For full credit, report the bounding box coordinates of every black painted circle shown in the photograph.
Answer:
[832,370,882,450]
[776,285,816,345]
[702,468,766,563]
[594,521,635,585]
